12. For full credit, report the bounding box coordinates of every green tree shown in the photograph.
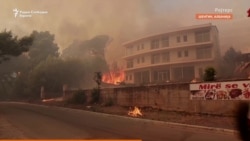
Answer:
[0,30,33,100]
[27,57,86,98]
[0,30,33,63]
[203,67,216,81]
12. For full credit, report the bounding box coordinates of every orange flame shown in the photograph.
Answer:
[128,106,143,117]
[102,70,125,85]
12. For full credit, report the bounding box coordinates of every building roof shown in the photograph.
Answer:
[122,23,217,46]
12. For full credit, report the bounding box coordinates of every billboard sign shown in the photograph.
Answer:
[190,80,250,100]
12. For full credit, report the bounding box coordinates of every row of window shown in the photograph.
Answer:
[151,36,169,49]
[137,56,145,64]
[126,30,210,55]
[176,35,188,43]
[195,30,210,43]
[126,74,133,81]
[178,50,189,58]
[137,44,144,51]
[151,52,170,64]
[151,34,188,49]
[126,46,212,68]
[125,66,195,83]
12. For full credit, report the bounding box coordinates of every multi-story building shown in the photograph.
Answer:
[123,23,221,84]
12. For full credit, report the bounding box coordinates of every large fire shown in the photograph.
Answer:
[102,70,125,85]
[128,106,143,117]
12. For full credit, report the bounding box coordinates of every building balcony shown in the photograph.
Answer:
[123,41,213,60]
[124,58,214,72]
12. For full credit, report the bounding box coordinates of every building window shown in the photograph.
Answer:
[153,70,170,82]
[141,56,145,63]
[127,60,133,68]
[183,66,195,81]
[195,30,210,42]
[136,44,144,51]
[129,74,132,80]
[183,35,188,42]
[162,36,169,47]
[151,54,160,64]
[184,50,188,57]
[172,67,182,81]
[137,58,140,64]
[196,46,212,59]
[162,52,170,62]
[126,46,133,55]
[172,66,194,81]
[141,44,144,49]
[199,68,203,79]
[137,56,144,64]
[177,36,181,43]
[151,39,159,49]
[178,51,182,58]
[135,71,150,84]
[126,74,132,81]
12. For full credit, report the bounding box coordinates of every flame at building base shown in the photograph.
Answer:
[102,70,125,85]
[128,106,143,117]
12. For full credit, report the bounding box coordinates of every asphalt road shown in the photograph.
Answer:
[0,102,241,141]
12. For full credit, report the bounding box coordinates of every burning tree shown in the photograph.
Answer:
[102,61,125,85]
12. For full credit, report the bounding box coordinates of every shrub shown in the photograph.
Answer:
[91,88,100,104]
[203,67,216,81]
[104,97,114,107]
[68,90,86,104]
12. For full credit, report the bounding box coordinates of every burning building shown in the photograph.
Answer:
[123,23,221,84]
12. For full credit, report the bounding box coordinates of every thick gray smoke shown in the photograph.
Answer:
[0,0,249,65]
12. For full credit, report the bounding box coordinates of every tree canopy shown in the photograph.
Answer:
[0,30,33,63]
[1,32,112,100]
[28,31,59,67]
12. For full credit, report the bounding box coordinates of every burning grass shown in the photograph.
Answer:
[128,106,143,117]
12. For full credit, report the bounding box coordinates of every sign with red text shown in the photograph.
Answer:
[190,80,250,100]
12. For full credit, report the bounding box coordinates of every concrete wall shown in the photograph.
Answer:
[65,83,240,116]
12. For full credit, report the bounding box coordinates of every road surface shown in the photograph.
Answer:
[0,102,241,141]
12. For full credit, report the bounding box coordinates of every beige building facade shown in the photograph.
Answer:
[123,23,221,84]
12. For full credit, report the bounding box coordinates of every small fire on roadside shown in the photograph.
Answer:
[128,106,143,117]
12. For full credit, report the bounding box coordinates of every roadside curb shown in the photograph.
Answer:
[56,104,238,135]
[9,102,238,135]
[103,113,238,135]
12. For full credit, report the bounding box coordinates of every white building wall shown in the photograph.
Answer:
[123,24,220,84]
